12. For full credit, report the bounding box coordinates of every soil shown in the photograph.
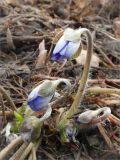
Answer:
[0,0,120,159]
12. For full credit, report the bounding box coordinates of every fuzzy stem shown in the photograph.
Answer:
[58,28,93,129]
[28,139,41,160]
[19,143,34,160]
[9,142,29,160]
[31,146,37,160]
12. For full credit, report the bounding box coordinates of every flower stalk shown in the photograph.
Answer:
[58,28,93,130]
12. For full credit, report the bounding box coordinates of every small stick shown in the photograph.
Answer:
[88,79,120,84]
[109,114,120,127]
[31,74,59,81]
[94,45,115,68]
[86,87,120,95]
[98,99,120,106]
[0,93,6,122]
[0,136,23,160]
[0,85,17,111]
[0,111,13,116]
[97,124,114,149]
[40,148,56,160]
[0,35,46,42]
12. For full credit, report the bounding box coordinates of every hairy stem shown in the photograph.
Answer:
[31,146,37,160]
[28,139,41,160]
[19,143,34,160]
[10,142,29,160]
[58,28,93,129]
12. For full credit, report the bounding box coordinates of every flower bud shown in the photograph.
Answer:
[27,79,71,111]
[51,28,82,61]
[75,107,111,124]
[20,116,42,143]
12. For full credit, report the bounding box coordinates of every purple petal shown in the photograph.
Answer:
[52,36,68,54]
[51,53,63,61]
[74,117,83,124]
[51,43,68,60]
[65,41,80,58]
[28,95,53,111]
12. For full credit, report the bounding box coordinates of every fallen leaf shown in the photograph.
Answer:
[74,0,100,21]
[74,0,88,9]
[53,30,63,44]
[6,28,16,50]
[98,124,113,149]
[76,49,100,67]
[113,17,120,39]
[5,0,20,7]
[25,0,38,5]
[36,40,47,67]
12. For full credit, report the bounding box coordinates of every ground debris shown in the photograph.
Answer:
[0,0,120,159]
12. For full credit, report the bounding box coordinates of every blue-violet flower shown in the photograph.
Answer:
[51,28,82,61]
[27,80,55,111]
[27,79,71,111]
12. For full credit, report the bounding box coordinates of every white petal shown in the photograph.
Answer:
[64,28,81,42]
[53,36,68,54]
[28,85,41,101]
[65,41,80,58]
[39,105,52,122]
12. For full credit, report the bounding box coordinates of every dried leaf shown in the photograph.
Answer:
[5,0,20,7]
[35,40,47,67]
[74,0,110,21]
[113,17,120,39]
[74,0,88,9]
[24,0,37,5]
[15,65,30,75]
[53,30,63,44]
[76,49,100,67]
[98,124,113,149]
[6,28,16,50]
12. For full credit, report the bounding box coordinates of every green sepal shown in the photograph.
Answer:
[14,111,24,123]
[59,128,69,143]
[11,111,24,133]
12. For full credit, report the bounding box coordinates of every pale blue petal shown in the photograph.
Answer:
[65,41,80,58]
[53,36,68,54]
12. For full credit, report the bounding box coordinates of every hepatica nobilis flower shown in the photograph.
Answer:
[51,28,82,61]
[27,79,71,111]
[74,107,111,124]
